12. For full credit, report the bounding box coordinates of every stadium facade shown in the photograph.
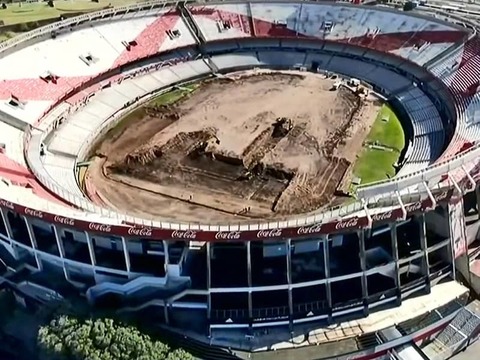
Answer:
[0,0,480,357]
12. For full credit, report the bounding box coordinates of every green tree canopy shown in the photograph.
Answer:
[38,316,194,360]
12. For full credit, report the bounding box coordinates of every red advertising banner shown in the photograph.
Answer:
[0,188,454,242]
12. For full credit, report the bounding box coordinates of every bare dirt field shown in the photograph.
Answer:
[86,71,381,223]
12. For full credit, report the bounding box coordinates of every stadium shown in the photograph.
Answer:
[2,0,480,358]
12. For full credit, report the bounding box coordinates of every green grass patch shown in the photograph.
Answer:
[0,31,16,42]
[0,0,139,25]
[111,84,198,135]
[352,104,405,185]
[87,85,199,159]
[149,84,199,106]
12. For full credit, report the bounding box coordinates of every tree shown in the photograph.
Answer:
[403,1,416,11]
[38,316,194,360]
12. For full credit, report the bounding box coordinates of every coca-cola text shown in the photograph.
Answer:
[171,230,197,239]
[335,217,359,230]
[297,224,323,235]
[256,229,282,238]
[127,227,152,237]
[371,211,393,222]
[53,215,75,226]
[24,207,43,218]
[0,200,14,210]
[215,231,241,240]
[88,222,112,233]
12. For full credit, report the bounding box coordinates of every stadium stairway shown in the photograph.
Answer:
[423,32,472,70]
[0,109,30,131]
[422,301,480,358]
[86,275,191,308]
[178,2,206,44]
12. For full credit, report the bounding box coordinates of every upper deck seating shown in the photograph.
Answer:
[0,149,64,203]
[0,122,25,165]
[431,37,480,161]
[245,3,467,67]
[190,0,466,66]
[112,11,196,68]
[0,13,190,81]
[429,44,465,83]
[189,4,253,41]
[0,10,197,123]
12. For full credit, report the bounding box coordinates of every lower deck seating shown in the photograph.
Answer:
[41,152,84,199]
[210,53,262,69]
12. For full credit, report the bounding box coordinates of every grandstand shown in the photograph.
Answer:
[1,1,480,359]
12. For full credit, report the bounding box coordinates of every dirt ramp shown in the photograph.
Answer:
[124,146,163,167]
[273,157,351,214]
[322,87,362,160]
[109,128,218,174]
[242,117,293,170]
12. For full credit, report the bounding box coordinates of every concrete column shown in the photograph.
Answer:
[390,222,401,304]
[163,240,169,275]
[358,230,369,317]
[323,235,332,321]
[0,208,18,259]
[286,238,293,327]
[446,206,457,281]
[164,300,169,325]
[85,232,97,269]
[0,208,13,240]
[247,241,253,321]
[23,217,42,270]
[121,236,131,275]
[419,214,431,292]
[475,184,480,220]
[52,225,69,281]
[206,242,212,320]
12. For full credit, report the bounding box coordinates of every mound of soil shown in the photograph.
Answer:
[86,71,380,222]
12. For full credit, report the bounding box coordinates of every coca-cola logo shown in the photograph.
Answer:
[53,215,74,226]
[24,207,43,218]
[335,217,359,230]
[0,199,14,210]
[371,211,393,222]
[215,231,241,240]
[127,226,152,237]
[88,222,112,233]
[405,201,422,213]
[297,224,323,235]
[171,230,197,239]
[434,190,449,202]
[256,229,282,238]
